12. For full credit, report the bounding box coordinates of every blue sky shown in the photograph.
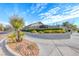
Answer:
[0,3,79,26]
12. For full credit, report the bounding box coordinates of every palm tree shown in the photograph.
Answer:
[10,15,25,42]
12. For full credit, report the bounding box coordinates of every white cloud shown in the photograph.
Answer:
[40,7,60,17]
[40,5,79,25]
[31,3,47,14]
[37,3,47,13]
[48,7,60,15]
[63,5,79,15]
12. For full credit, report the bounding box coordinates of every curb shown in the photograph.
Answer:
[26,32,71,39]
[5,40,21,56]
[0,39,5,43]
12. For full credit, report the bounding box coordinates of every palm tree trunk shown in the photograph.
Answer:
[16,30,20,42]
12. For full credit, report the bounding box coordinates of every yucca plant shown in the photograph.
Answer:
[10,15,25,42]
[8,33,16,43]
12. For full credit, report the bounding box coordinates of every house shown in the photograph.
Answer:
[22,21,66,30]
[23,22,48,30]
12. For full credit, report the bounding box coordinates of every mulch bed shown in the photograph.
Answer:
[8,39,39,56]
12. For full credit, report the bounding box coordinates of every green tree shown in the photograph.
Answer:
[0,24,4,31]
[62,22,77,32]
[10,15,25,42]
[62,22,70,27]
[69,24,77,31]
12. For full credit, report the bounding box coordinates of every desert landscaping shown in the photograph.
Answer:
[0,3,79,56]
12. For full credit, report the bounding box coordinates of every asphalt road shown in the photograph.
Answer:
[0,32,79,56]
[24,32,79,56]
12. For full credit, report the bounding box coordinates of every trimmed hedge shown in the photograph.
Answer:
[43,29,65,33]
[31,30,38,33]
[77,30,79,33]
[24,28,66,33]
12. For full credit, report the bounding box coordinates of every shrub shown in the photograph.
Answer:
[7,33,16,43]
[43,29,65,33]
[31,30,38,33]
[43,30,52,33]
[61,29,66,33]
[38,31,44,34]
[77,30,79,33]
[55,29,65,33]
[7,31,25,43]
[26,28,66,33]
[19,32,25,37]
[19,31,25,41]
